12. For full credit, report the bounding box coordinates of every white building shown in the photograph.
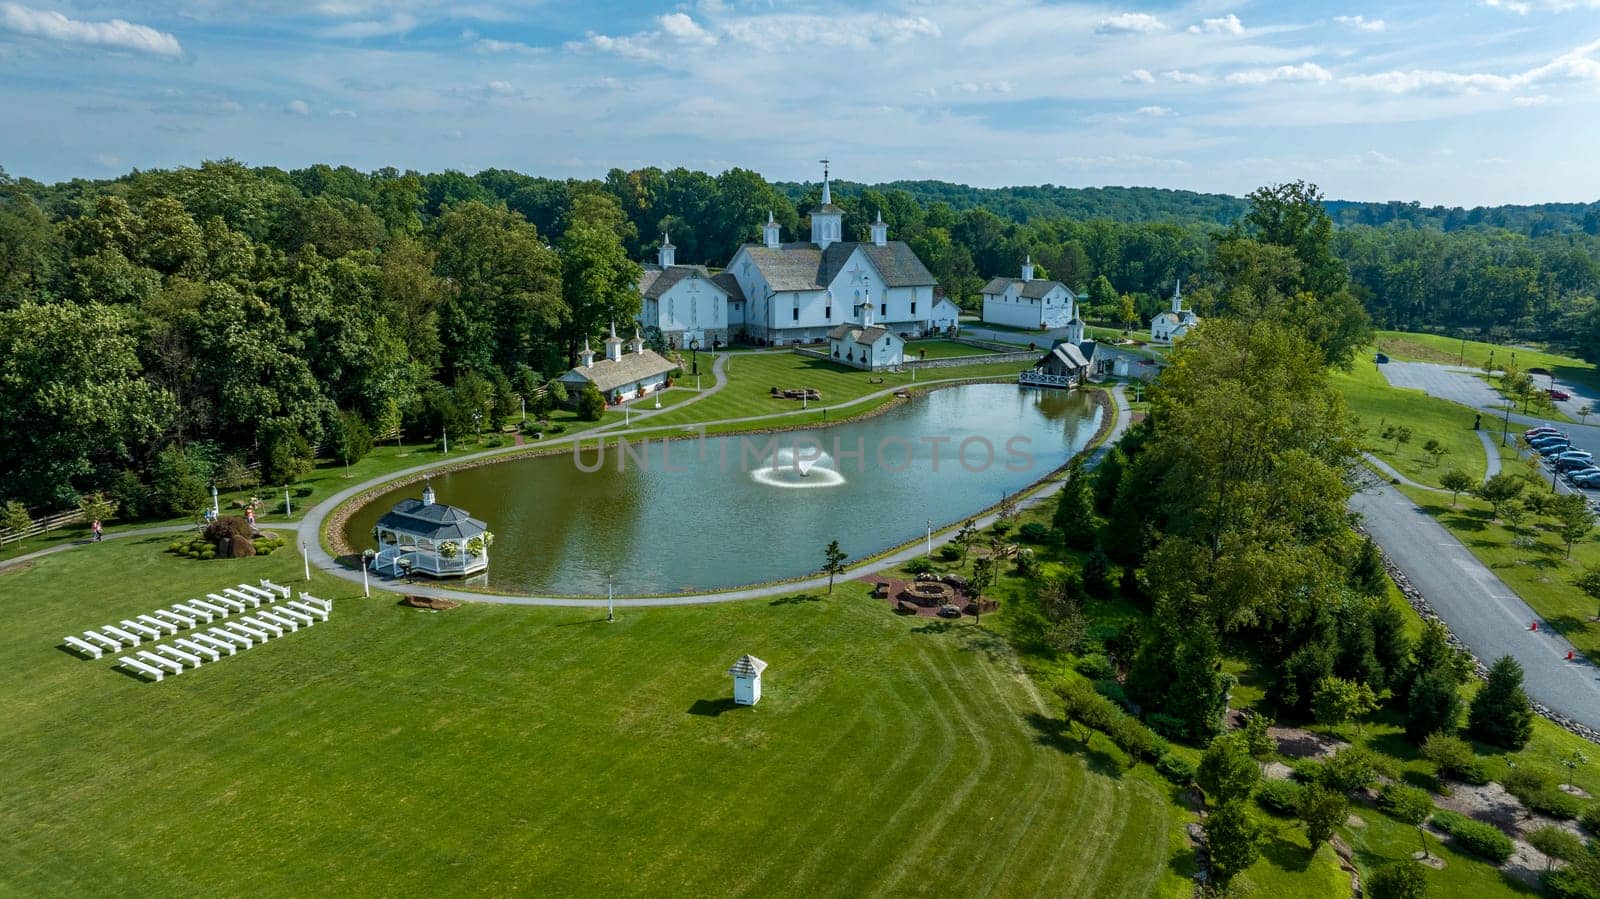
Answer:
[637,233,746,349]
[559,324,679,404]
[981,257,1081,331]
[725,167,942,346]
[827,300,905,371]
[370,482,492,578]
[729,654,767,706]
[1150,280,1199,344]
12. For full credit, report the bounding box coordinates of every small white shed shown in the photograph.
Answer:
[728,654,768,706]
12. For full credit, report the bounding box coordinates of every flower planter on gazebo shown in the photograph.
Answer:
[369,482,493,579]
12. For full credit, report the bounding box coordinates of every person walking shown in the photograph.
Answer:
[246,506,256,529]
[91,519,102,542]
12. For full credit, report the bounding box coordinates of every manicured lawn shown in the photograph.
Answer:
[1333,353,1515,486]
[1375,330,1599,394]
[904,338,997,359]
[0,536,1182,896]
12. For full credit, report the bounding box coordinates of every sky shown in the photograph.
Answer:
[4,1,1600,206]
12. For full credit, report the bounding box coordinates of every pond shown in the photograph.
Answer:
[343,383,1103,595]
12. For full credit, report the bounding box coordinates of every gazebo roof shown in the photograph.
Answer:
[375,498,487,541]
[728,654,767,677]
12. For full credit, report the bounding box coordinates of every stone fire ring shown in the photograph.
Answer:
[903,581,956,606]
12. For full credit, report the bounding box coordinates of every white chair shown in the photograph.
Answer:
[155,609,195,629]
[119,656,165,682]
[102,625,141,647]
[298,592,331,614]
[257,610,298,632]
[175,638,219,662]
[192,599,230,618]
[122,619,162,640]
[84,631,122,652]
[156,644,203,668]
[237,584,276,603]
[191,633,237,656]
[63,635,103,659]
[276,607,314,627]
[137,650,183,676]
[209,592,245,612]
[224,588,260,609]
[260,579,291,599]
[173,602,213,623]
[210,627,252,650]
[288,600,329,622]
[137,614,178,635]
[241,614,283,636]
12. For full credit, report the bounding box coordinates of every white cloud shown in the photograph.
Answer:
[658,12,715,46]
[1164,69,1209,84]
[1333,15,1387,32]
[1483,0,1533,12]
[473,37,539,53]
[323,12,416,39]
[1096,13,1166,34]
[1342,39,1600,93]
[1136,105,1174,116]
[95,152,121,168]
[1123,68,1155,83]
[1513,93,1554,105]
[328,108,357,117]
[0,2,182,56]
[1226,62,1334,84]
[485,80,515,94]
[1058,154,1191,171]
[952,80,1013,94]
[569,31,661,60]
[285,99,311,115]
[1188,14,1243,35]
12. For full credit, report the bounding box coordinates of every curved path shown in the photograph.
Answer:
[299,384,1130,608]
[1352,477,1600,731]
[0,521,303,572]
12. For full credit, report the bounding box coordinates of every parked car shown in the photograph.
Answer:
[1526,426,1562,438]
[1556,449,1594,460]
[1531,436,1570,450]
[1572,472,1600,489]
[1530,433,1570,445]
[1566,466,1600,482]
[1549,388,1573,401]
[1557,457,1595,473]
[1539,442,1573,456]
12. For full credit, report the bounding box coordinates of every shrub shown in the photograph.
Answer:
[1083,546,1113,596]
[905,558,936,576]
[1323,746,1383,793]
[1145,712,1187,741]
[1469,656,1535,750]
[198,548,216,560]
[1505,767,1582,819]
[1157,752,1196,785]
[1379,783,1434,819]
[937,544,961,561]
[577,384,606,421]
[1366,861,1429,899]
[1255,778,1304,815]
[1420,733,1490,784]
[1407,668,1464,741]
[1580,803,1600,836]
[1431,809,1514,863]
[1290,759,1325,784]
[1073,654,1114,680]
[1018,522,1050,543]
[167,541,184,553]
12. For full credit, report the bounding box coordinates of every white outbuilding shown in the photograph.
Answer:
[729,654,768,706]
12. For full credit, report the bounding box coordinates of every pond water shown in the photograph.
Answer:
[343,383,1102,595]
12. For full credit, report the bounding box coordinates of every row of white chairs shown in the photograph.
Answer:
[116,592,331,683]
[63,581,295,659]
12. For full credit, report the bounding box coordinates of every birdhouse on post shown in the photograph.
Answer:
[728,654,767,706]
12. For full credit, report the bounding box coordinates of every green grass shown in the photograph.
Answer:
[1333,354,1512,487]
[1374,330,1599,395]
[903,338,998,359]
[0,536,1184,896]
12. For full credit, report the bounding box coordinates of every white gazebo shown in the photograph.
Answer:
[729,654,768,706]
[370,482,492,578]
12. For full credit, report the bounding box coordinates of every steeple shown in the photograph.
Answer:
[1021,254,1035,281]
[658,230,675,268]
[1171,279,1183,313]
[630,327,645,355]
[604,321,624,362]
[579,338,595,368]
[810,158,843,250]
[421,480,436,507]
[763,210,781,248]
[870,209,888,247]
[859,287,874,327]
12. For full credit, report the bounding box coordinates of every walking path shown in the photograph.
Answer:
[297,384,1131,608]
[1477,430,1504,480]
[1361,453,1446,493]
[1351,478,1600,731]
[0,521,303,572]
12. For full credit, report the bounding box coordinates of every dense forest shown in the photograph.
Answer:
[1,159,1597,517]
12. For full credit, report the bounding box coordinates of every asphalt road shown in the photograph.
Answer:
[1352,478,1600,731]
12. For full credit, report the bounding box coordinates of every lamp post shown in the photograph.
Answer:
[284,486,291,518]
[210,485,219,519]
[926,519,932,557]
[607,577,615,622]
[442,427,449,454]
[689,338,700,376]
[301,540,310,582]
[361,549,373,597]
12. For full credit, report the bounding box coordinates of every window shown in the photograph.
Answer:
[792,308,799,321]
[910,302,916,314]
[880,303,887,316]
[825,306,832,319]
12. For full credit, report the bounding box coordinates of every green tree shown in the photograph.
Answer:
[1383,784,1436,859]
[1240,711,1276,769]
[1422,438,1449,467]
[1203,800,1264,886]
[1554,492,1596,558]
[1366,860,1429,899]
[822,540,848,594]
[1,500,32,535]
[1468,655,1534,749]
[261,427,313,486]
[1350,536,1387,596]
[1082,545,1113,596]
[955,519,978,565]
[1382,424,1413,455]
[1407,668,1464,742]
[1439,469,1473,506]
[1051,465,1097,550]
[432,201,565,376]
[969,556,995,623]
[1118,292,1138,330]
[1527,825,1583,872]
[1312,676,1379,736]
[576,383,606,422]
[149,445,211,519]
[327,409,373,470]
[1298,784,1349,848]
[1476,472,1526,518]
[1197,732,1260,804]
[76,491,117,525]
[561,192,644,361]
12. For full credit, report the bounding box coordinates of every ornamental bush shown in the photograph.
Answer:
[1431,809,1514,863]
[1018,522,1050,543]
[1366,861,1429,899]
[1420,733,1490,785]
[1254,778,1304,816]
[1156,752,1196,785]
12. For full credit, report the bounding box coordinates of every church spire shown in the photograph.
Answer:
[810,158,843,250]
[763,209,780,248]
[658,230,676,268]
[820,158,831,205]
[1172,279,1183,313]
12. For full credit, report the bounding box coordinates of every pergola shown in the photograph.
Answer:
[370,485,491,578]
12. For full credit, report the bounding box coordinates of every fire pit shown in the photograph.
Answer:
[903,580,956,607]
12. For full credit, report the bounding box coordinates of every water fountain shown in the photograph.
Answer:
[749,445,847,489]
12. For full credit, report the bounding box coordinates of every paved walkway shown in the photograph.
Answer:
[0,521,303,572]
[1477,430,1504,480]
[300,384,1131,608]
[1361,452,1446,493]
[1352,478,1600,731]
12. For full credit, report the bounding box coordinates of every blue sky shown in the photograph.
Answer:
[3,0,1600,205]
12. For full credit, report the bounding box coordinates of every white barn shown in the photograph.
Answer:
[828,302,905,371]
[559,325,678,404]
[1150,281,1199,344]
[725,169,943,346]
[981,257,1080,331]
[637,234,746,349]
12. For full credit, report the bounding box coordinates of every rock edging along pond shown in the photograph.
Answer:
[338,383,1106,597]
